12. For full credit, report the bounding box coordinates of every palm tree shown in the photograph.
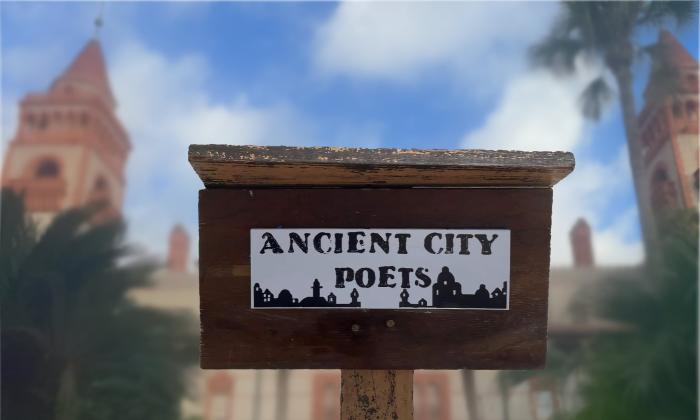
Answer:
[531,1,697,253]
[1,189,198,420]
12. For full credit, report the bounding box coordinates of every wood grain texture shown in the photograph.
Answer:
[341,370,413,420]
[189,145,574,188]
[199,188,552,370]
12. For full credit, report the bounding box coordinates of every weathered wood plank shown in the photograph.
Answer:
[341,370,413,420]
[199,188,551,369]
[189,145,574,188]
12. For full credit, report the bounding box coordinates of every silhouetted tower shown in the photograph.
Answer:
[2,39,130,229]
[570,218,594,268]
[350,288,359,305]
[637,31,698,242]
[312,279,322,299]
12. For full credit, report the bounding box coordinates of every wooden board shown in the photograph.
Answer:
[189,145,574,188]
[199,187,552,369]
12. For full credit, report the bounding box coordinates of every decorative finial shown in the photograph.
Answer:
[93,2,105,38]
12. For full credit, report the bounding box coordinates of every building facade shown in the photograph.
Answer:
[637,31,699,240]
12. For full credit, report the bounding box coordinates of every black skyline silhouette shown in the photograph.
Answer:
[253,279,361,308]
[253,267,506,309]
[400,266,508,309]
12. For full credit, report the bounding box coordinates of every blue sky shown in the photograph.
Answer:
[2,2,697,266]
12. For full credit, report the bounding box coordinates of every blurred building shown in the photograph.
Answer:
[130,31,697,420]
[129,217,639,420]
[2,39,130,228]
[4,31,696,420]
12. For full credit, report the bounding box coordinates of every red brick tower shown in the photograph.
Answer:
[570,218,594,268]
[167,224,190,272]
[2,39,130,228]
[637,31,698,237]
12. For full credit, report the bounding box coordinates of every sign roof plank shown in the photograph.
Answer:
[189,145,574,188]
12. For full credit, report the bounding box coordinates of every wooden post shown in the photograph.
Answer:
[341,370,413,420]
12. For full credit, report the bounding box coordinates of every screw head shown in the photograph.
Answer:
[386,319,396,328]
[351,323,360,333]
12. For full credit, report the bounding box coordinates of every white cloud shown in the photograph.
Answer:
[314,2,557,92]
[461,66,597,152]
[3,45,70,89]
[550,149,643,266]
[461,57,642,266]
[593,207,644,266]
[0,100,17,178]
[110,41,311,260]
[1,97,18,148]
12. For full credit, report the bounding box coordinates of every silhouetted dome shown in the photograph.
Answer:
[277,289,294,305]
[300,296,327,307]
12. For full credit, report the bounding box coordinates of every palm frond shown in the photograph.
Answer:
[638,0,699,27]
[580,76,614,120]
[0,189,36,302]
[1,193,197,419]
[530,35,585,74]
[574,209,698,420]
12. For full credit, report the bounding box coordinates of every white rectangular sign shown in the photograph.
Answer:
[251,229,510,310]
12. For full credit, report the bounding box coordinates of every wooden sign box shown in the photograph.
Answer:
[190,145,574,370]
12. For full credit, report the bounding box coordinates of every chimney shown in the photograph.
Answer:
[570,218,594,268]
[167,224,189,272]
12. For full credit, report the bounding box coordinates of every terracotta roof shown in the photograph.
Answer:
[53,39,115,106]
[659,30,698,68]
[643,30,698,104]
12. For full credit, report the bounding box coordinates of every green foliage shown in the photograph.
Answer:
[497,339,586,420]
[1,189,198,420]
[573,211,698,420]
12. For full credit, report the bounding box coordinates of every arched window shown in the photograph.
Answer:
[651,166,678,215]
[204,372,233,420]
[414,373,450,420]
[35,159,60,178]
[94,176,108,191]
[37,114,49,129]
[672,101,683,118]
[686,101,697,120]
[312,373,340,420]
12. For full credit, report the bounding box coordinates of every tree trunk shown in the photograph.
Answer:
[499,381,511,420]
[462,369,481,420]
[252,370,262,420]
[275,370,289,420]
[611,62,653,258]
[55,364,77,420]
